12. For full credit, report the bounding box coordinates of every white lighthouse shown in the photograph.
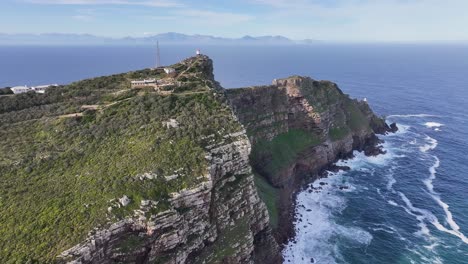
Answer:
[196,49,201,55]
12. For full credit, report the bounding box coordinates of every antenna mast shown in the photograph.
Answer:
[156,41,161,68]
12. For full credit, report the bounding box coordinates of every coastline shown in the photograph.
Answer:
[274,132,393,251]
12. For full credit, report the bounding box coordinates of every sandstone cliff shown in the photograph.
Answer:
[59,130,280,264]
[54,57,282,264]
[0,56,280,264]
[226,76,395,243]
[0,55,392,264]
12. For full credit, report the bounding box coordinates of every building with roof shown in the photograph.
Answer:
[10,86,32,94]
[31,84,58,94]
[164,68,175,74]
[131,79,158,88]
[10,84,58,94]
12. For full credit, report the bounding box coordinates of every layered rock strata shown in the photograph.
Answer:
[226,76,395,243]
[56,58,392,264]
[60,130,281,264]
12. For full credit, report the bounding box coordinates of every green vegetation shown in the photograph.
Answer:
[0,87,13,95]
[345,100,371,132]
[299,78,371,136]
[194,216,251,264]
[0,57,240,263]
[299,79,342,114]
[254,174,279,228]
[116,234,147,253]
[329,126,350,141]
[251,129,321,179]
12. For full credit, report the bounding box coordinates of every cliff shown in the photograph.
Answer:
[0,55,393,263]
[226,76,395,242]
[0,56,280,263]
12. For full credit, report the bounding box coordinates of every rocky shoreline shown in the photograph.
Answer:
[226,75,397,259]
[276,128,397,253]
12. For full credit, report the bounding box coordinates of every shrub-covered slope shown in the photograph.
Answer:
[0,56,280,263]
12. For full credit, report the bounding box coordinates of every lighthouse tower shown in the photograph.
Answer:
[196,49,201,56]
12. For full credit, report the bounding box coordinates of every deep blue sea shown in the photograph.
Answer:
[1,45,468,263]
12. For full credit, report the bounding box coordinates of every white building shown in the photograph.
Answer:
[10,84,58,94]
[131,79,158,88]
[164,68,175,74]
[10,86,32,94]
[31,84,58,94]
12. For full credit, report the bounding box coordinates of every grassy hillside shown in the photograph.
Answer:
[251,129,321,180]
[0,56,240,262]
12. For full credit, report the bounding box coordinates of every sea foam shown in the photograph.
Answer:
[423,156,468,244]
[425,122,444,129]
[419,136,438,153]
[283,144,396,263]
[282,170,372,264]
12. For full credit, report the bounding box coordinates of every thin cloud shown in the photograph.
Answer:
[174,9,253,24]
[72,14,93,21]
[24,0,183,7]
[72,9,95,22]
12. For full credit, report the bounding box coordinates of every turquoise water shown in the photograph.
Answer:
[1,45,468,263]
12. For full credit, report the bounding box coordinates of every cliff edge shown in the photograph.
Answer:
[226,76,396,243]
[0,56,280,263]
[0,55,394,263]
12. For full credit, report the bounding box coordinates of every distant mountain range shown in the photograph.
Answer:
[0,32,319,45]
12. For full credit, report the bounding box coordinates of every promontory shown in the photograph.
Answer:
[0,55,395,263]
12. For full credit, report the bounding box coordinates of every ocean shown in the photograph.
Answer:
[1,44,468,263]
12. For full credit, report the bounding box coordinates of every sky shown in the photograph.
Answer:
[1,0,468,42]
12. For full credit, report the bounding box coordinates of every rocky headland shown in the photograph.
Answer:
[226,76,396,246]
[0,55,395,263]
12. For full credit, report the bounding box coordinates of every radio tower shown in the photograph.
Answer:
[156,41,161,68]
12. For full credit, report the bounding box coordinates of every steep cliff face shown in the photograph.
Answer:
[55,57,282,264]
[0,55,280,263]
[226,76,394,242]
[1,55,392,263]
[59,131,280,264]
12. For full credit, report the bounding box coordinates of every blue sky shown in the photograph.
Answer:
[1,0,468,42]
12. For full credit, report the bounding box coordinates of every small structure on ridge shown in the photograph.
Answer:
[164,67,176,77]
[131,79,158,88]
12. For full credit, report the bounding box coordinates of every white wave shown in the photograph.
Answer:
[337,225,373,244]
[407,246,443,264]
[388,200,399,206]
[423,156,468,244]
[371,223,397,234]
[423,157,440,193]
[398,190,468,245]
[424,242,440,250]
[386,123,411,136]
[398,192,434,239]
[283,172,371,263]
[336,143,395,170]
[431,220,468,244]
[425,122,444,128]
[419,136,438,153]
[386,173,397,191]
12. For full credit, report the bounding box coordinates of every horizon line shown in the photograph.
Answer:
[1,32,468,44]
